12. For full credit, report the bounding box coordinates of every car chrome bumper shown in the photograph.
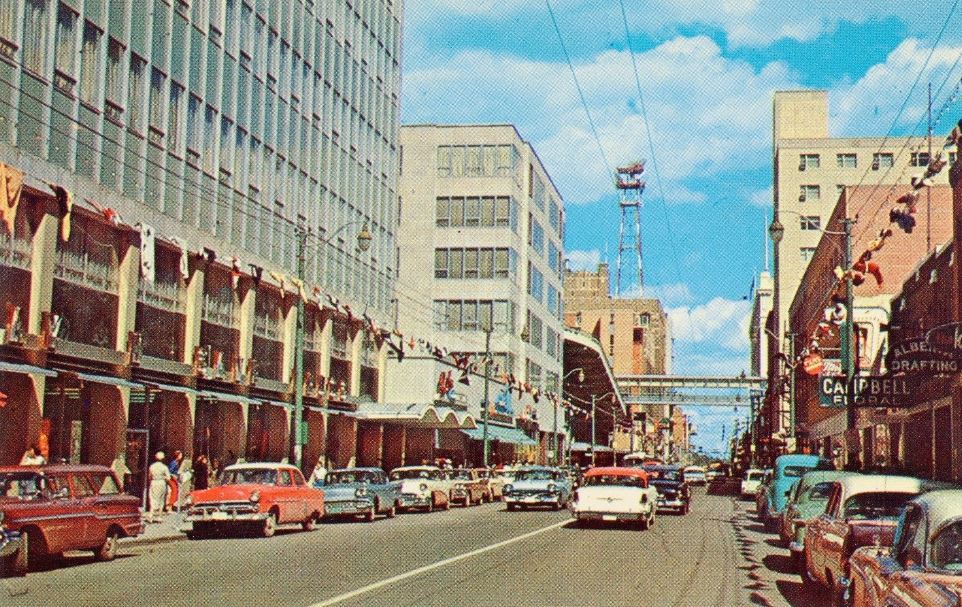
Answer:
[656,498,686,509]
[399,493,431,508]
[324,500,374,516]
[573,511,644,522]
[186,511,269,523]
[0,531,22,559]
[505,494,559,505]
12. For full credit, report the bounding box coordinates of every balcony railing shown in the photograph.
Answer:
[0,233,30,270]
[54,249,118,292]
[202,294,238,327]
[138,280,186,314]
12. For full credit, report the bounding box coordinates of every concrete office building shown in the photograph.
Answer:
[0,0,403,484]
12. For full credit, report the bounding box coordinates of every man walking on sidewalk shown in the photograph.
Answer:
[147,451,170,523]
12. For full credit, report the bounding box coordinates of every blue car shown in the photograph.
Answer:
[316,467,401,522]
[762,454,834,531]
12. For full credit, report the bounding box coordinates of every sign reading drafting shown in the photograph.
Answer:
[886,336,959,374]
[926,322,962,360]
[819,375,913,409]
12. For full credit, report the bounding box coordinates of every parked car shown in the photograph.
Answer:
[764,454,834,531]
[848,490,962,607]
[186,463,324,538]
[801,475,927,605]
[389,466,450,512]
[318,467,400,522]
[782,471,858,558]
[570,467,658,529]
[503,466,572,511]
[755,469,773,518]
[472,468,504,501]
[645,465,691,515]
[684,466,707,486]
[446,469,487,506]
[740,469,766,499]
[0,513,23,575]
[0,465,143,571]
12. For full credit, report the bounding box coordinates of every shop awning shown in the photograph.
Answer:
[76,372,140,388]
[570,441,613,453]
[0,362,57,377]
[462,424,537,446]
[352,402,477,429]
[138,382,198,396]
[258,399,293,410]
[197,390,258,405]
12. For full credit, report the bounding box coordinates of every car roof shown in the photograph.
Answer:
[0,464,112,474]
[775,454,830,471]
[585,467,649,480]
[836,474,925,496]
[516,466,558,472]
[798,470,858,488]
[392,466,440,471]
[911,490,962,538]
[224,462,297,471]
[330,467,384,474]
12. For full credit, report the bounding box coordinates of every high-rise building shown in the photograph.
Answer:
[395,123,565,410]
[0,0,403,474]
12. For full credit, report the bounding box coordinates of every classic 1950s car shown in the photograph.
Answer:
[503,466,572,511]
[801,475,926,606]
[741,469,766,499]
[186,463,325,538]
[644,465,691,515]
[849,490,962,607]
[0,512,22,575]
[570,467,659,529]
[0,465,143,572]
[446,469,487,506]
[472,468,504,501]
[763,454,834,531]
[318,467,400,521]
[389,466,450,512]
[782,471,858,557]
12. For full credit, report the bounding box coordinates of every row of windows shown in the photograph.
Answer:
[432,299,517,333]
[528,212,544,256]
[800,215,821,231]
[433,247,518,280]
[436,144,520,181]
[798,151,953,172]
[435,196,518,230]
[527,262,544,302]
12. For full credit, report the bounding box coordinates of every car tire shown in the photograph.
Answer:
[443,497,451,511]
[464,494,471,508]
[302,515,318,532]
[386,502,397,518]
[639,513,650,531]
[507,503,517,512]
[365,504,377,523]
[95,531,119,561]
[261,512,278,538]
[9,530,30,576]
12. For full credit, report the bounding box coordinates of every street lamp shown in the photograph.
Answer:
[557,368,585,465]
[291,221,373,471]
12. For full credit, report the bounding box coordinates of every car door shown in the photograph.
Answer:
[290,468,314,519]
[810,483,841,580]
[68,472,103,549]
[276,469,299,523]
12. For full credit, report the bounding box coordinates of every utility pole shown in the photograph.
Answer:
[591,394,597,467]
[482,328,491,467]
[787,331,796,444]
[841,217,857,445]
[749,390,758,467]
[291,227,307,470]
[551,396,558,465]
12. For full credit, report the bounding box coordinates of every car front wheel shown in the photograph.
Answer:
[95,531,119,561]
[261,512,278,538]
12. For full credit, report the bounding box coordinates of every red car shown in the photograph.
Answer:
[186,463,324,538]
[0,465,144,572]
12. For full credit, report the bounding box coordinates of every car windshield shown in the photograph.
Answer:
[390,469,431,480]
[222,469,277,485]
[932,521,962,571]
[514,470,555,481]
[650,469,681,481]
[584,475,647,488]
[783,466,815,477]
[843,492,916,520]
[450,470,473,480]
[0,472,43,499]
[327,472,374,485]
[800,482,835,503]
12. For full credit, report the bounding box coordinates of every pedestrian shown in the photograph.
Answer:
[209,457,222,487]
[193,455,209,491]
[308,457,328,486]
[19,444,45,466]
[111,452,131,490]
[147,451,170,523]
[176,457,192,511]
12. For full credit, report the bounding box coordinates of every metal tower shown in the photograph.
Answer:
[615,161,645,296]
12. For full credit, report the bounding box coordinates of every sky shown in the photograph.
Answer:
[399,1,962,456]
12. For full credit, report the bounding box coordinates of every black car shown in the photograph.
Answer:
[643,465,691,515]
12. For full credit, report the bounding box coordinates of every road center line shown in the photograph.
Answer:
[307,519,569,607]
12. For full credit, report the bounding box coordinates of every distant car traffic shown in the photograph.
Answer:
[186,463,324,538]
[684,466,707,486]
[319,467,400,521]
[389,466,450,512]
[848,490,962,607]
[446,469,487,506]
[644,465,691,514]
[570,467,658,529]
[503,466,572,511]
[740,469,766,498]
[0,465,143,571]
[471,468,504,501]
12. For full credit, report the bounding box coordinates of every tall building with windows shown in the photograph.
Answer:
[0,0,403,477]
[395,124,565,406]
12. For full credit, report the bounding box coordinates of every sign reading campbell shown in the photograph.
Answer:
[819,375,913,408]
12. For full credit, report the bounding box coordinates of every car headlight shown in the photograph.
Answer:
[503,484,513,494]
[355,486,368,497]
[419,483,428,492]
[249,491,260,503]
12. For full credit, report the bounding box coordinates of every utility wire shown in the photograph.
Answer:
[544,0,614,179]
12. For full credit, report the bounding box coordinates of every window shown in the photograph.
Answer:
[911,152,931,167]
[71,474,97,497]
[495,197,510,228]
[494,249,509,278]
[800,216,821,231]
[91,473,120,495]
[635,313,650,327]
[799,185,820,202]
[527,263,543,302]
[168,82,184,152]
[872,153,893,170]
[836,153,857,168]
[148,68,166,137]
[22,0,49,74]
[0,0,16,46]
[549,199,560,232]
[529,215,544,255]
[464,197,480,227]
[105,38,124,107]
[798,154,820,170]
[78,21,102,104]
[547,285,559,316]
[186,94,201,155]
[548,241,560,273]
[55,3,78,79]
[128,55,147,133]
[438,144,520,178]
[800,247,816,262]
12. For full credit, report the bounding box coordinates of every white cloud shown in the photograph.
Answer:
[565,248,601,271]
[668,297,751,352]
[403,37,796,205]
[623,282,695,307]
[750,187,773,208]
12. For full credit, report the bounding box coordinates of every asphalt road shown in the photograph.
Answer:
[0,489,832,607]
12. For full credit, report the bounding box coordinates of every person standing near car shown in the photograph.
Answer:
[193,454,209,491]
[148,451,171,523]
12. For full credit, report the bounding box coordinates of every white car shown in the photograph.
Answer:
[570,467,659,530]
[389,466,450,512]
[684,466,707,486]
[741,469,766,498]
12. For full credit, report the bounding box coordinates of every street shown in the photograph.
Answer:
[0,490,829,607]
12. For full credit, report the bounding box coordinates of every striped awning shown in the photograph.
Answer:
[462,424,537,446]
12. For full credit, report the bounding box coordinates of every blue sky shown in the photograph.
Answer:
[399,1,962,456]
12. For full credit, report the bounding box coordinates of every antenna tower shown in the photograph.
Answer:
[615,160,646,297]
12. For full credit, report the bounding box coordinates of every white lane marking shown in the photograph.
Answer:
[307,519,569,607]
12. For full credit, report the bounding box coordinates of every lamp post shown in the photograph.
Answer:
[291,221,372,471]
[482,327,492,467]
[559,367,585,465]
[768,217,784,442]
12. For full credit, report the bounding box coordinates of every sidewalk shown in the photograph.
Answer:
[121,511,188,547]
